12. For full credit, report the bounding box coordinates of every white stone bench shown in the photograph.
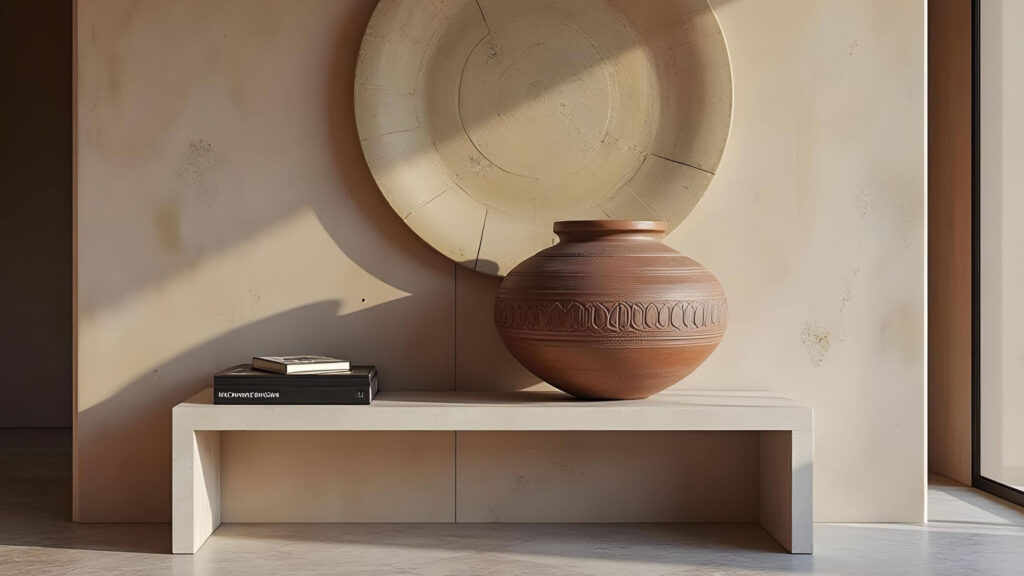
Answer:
[172,388,813,554]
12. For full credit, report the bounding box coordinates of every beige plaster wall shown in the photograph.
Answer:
[75,0,926,522]
[668,0,925,521]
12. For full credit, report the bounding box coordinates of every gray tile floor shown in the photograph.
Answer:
[2,429,1023,575]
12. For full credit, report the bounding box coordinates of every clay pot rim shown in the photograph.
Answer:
[553,220,668,234]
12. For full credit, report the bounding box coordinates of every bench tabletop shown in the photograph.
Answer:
[174,388,812,432]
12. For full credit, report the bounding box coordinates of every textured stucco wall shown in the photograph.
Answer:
[680,0,926,521]
[75,0,925,522]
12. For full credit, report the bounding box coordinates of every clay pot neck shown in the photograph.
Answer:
[553,220,667,242]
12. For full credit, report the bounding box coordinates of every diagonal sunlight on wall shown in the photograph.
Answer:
[78,0,729,310]
[77,207,410,413]
[77,0,453,314]
[76,192,456,521]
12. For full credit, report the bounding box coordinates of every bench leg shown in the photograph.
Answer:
[758,430,813,553]
[173,427,221,553]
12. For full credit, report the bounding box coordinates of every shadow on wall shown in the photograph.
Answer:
[317,1,537,393]
[78,0,446,309]
[316,0,448,296]
[77,0,539,521]
[77,300,416,521]
[80,0,732,310]
[77,283,534,520]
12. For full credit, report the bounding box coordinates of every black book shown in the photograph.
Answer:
[214,364,377,405]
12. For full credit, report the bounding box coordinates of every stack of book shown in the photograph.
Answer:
[214,355,377,405]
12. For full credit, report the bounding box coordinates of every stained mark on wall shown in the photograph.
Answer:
[179,137,218,201]
[187,138,215,179]
[801,320,831,367]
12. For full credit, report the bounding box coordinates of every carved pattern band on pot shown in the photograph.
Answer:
[494,298,728,334]
[495,220,728,400]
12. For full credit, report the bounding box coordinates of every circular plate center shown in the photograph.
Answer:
[459,20,611,185]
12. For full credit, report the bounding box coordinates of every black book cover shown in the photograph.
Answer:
[213,384,375,405]
[213,364,378,405]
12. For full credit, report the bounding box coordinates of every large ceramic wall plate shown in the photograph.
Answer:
[355,0,732,276]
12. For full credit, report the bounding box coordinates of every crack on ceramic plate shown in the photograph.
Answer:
[359,126,419,142]
[474,0,491,32]
[649,153,715,176]
[354,80,415,97]
[401,186,451,220]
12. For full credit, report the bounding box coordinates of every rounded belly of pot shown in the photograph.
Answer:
[495,333,723,400]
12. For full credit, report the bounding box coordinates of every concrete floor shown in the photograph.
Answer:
[3,429,1024,575]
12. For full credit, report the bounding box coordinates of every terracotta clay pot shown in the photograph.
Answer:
[494,220,727,400]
